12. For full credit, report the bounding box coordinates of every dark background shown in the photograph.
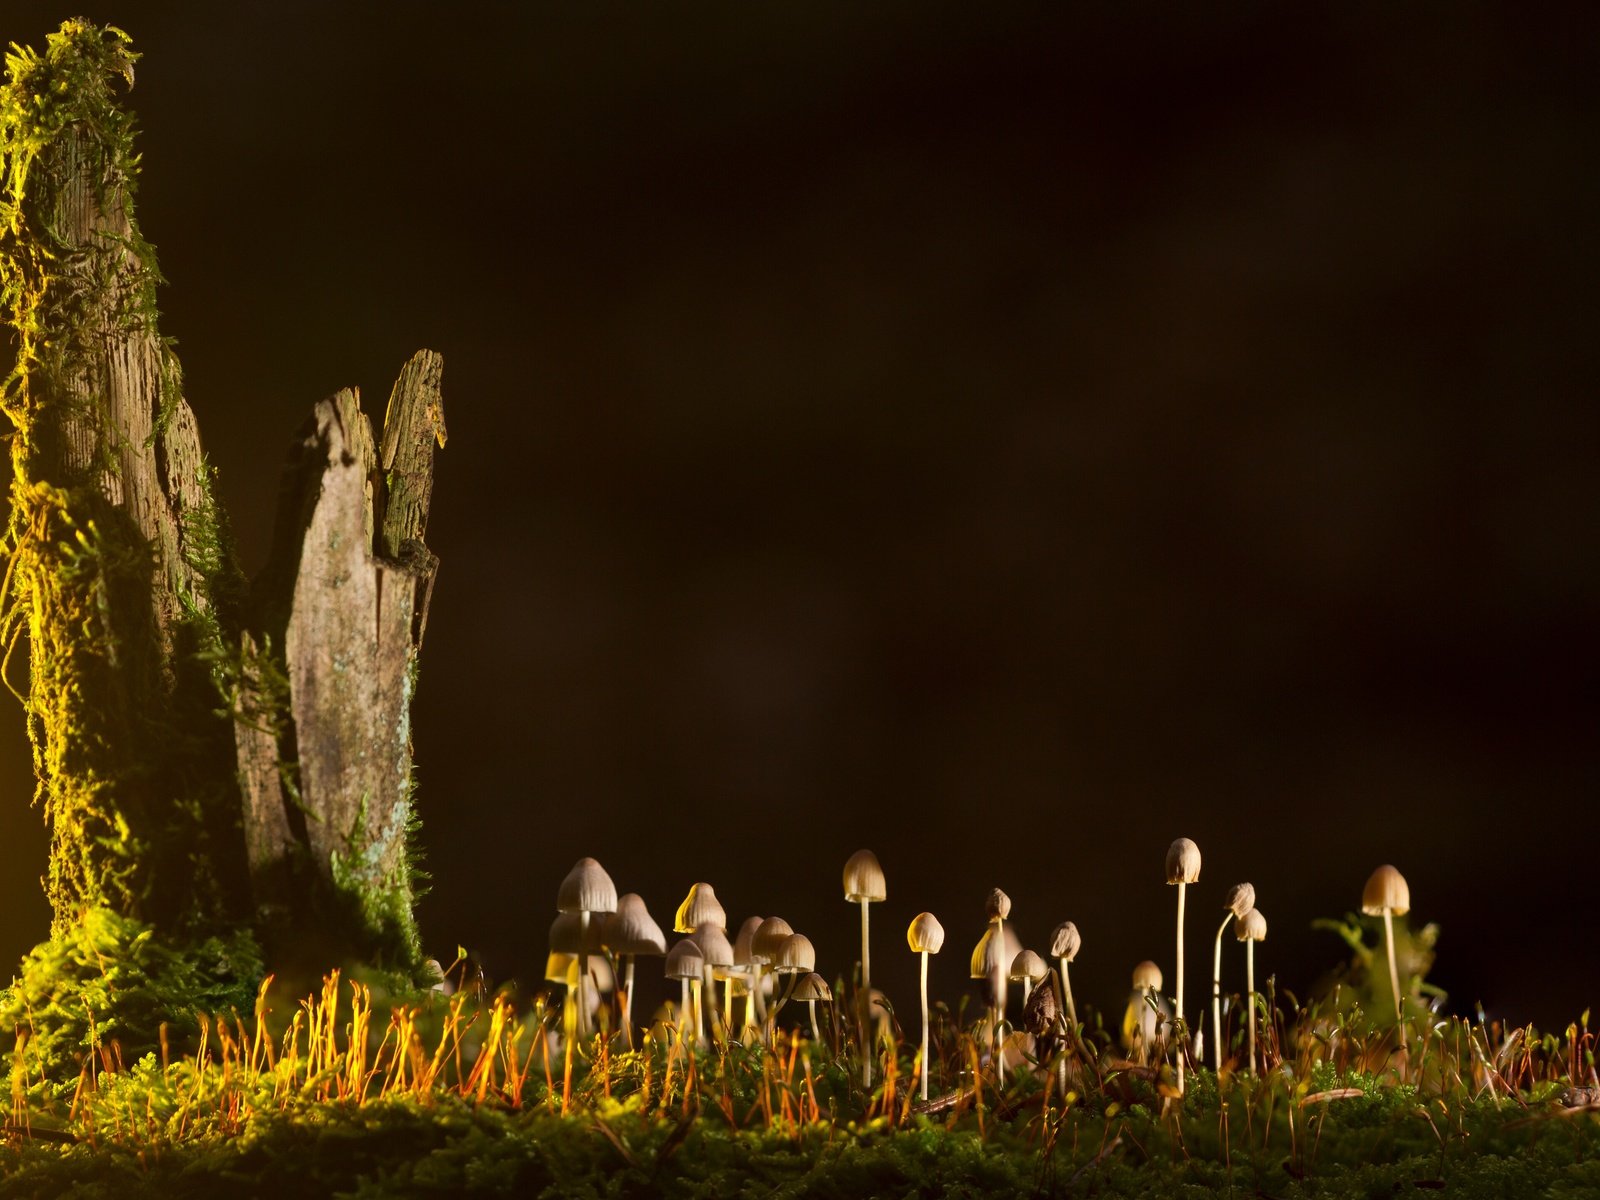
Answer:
[1,2,1596,1031]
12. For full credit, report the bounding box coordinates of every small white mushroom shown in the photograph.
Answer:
[1212,882,1254,1072]
[907,912,945,1102]
[1164,838,1201,1093]
[557,858,618,1039]
[1362,865,1411,1051]
[843,850,886,1086]
[1235,907,1267,1073]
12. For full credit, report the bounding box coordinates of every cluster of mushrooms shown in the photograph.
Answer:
[540,846,1416,1101]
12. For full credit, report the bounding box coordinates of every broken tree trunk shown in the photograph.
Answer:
[0,21,443,968]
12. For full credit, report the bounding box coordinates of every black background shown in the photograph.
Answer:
[1,2,1596,1031]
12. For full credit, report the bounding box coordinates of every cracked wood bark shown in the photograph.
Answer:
[238,356,445,963]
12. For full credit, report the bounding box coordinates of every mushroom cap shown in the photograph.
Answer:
[843,849,886,902]
[970,919,1022,979]
[732,915,765,966]
[692,921,735,967]
[985,888,1012,920]
[1131,959,1164,990]
[602,893,668,956]
[1165,838,1202,884]
[1361,864,1410,916]
[1235,907,1267,942]
[1009,948,1048,982]
[775,933,816,974]
[549,911,606,955]
[664,937,704,980]
[791,972,832,1002]
[1048,921,1081,961]
[545,951,575,984]
[907,912,946,954]
[674,883,726,934]
[557,856,618,915]
[1222,882,1256,919]
[752,916,795,962]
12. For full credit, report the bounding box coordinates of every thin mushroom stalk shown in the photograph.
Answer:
[1165,838,1201,1094]
[843,851,886,1089]
[1235,907,1267,1074]
[1214,883,1254,1072]
[860,899,872,1081]
[1383,909,1404,1048]
[908,912,945,1104]
[1362,865,1412,1056]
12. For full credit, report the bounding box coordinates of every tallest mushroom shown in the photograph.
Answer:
[843,849,886,1088]
[557,858,618,1038]
[1362,864,1411,1052]
[1165,838,1201,1094]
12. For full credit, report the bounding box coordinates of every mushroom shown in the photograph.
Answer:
[602,893,667,1050]
[1047,921,1081,1028]
[791,972,832,1042]
[751,916,794,1033]
[664,937,705,1046]
[1122,960,1171,1065]
[1235,907,1267,1073]
[907,912,945,1101]
[843,850,886,1086]
[557,858,618,1038]
[1212,882,1254,1072]
[970,910,1021,1085]
[1164,838,1201,1092]
[1009,949,1048,1004]
[674,882,727,934]
[770,931,816,1024]
[1362,864,1411,1050]
[732,915,765,1034]
[692,922,735,1045]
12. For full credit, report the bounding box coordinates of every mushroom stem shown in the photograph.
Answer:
[772,971,800,1025]
[577,910,592,1039]
[1246,936,1256,1075]
[859,897,873,1087]
[808,998,820,1042]
[994,917,1006,1087]
[919,949,931,1102]
[692,976,707,1048]
[743,971,758,1038]
[1057,958,1077,1028]
[1175,881,1187,1094]
[1383,908,1407,1051]
[623,955,636,1051]
[1212,910,1233,1073]
[679,977,691,1042]
[723,974,735,1036]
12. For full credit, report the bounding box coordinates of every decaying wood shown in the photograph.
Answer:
[238,358,444,957]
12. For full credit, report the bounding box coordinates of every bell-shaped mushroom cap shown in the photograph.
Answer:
[1165,838,1202,884]
[549,911,606,955]
[752,916,795,963]
[1009,948,1048,983]
[775,933,816,974]
[1131,959,1164,990]
[557,857,618,915]
[546,951,575,984]
[674,883,726,934]
[664,937,704,980]
[970,919,1022,978]
[1048,921,1081,961]
[602,893,667,956]
[791,972,832,1002]
[985,888,1012,920]
[692,921,735,967]
[1235,908,1267,942]
[843,850,886,902]
[732,916,765,966]
[1222,882,1256,919]
[907,912,945,954]
[1361,864,1410,916]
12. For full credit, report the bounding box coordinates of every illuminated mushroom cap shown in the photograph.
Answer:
[1009,949,1048,984]
[692,922,735,967]
[1235,908,1267,942]
[674,883,726,934]
[549,911,606,955]
[557,857,618,915]
[753,916,795,962]
[602,893,667,956]
[1222,882,1256,919]
[985,888,1012,920]
[970,920,1022,979]
[775,933,816,974]
[1131,959,1163,991]
[791,972,832,1003]
[843,850,886,902]
[1165,838,1202,884]
[545,951,575,984]
[1048,921,1081,961]
[1361,864,1410,916]
[907,912,946,954]
[664,937,704,980]
[732,916,765,967]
